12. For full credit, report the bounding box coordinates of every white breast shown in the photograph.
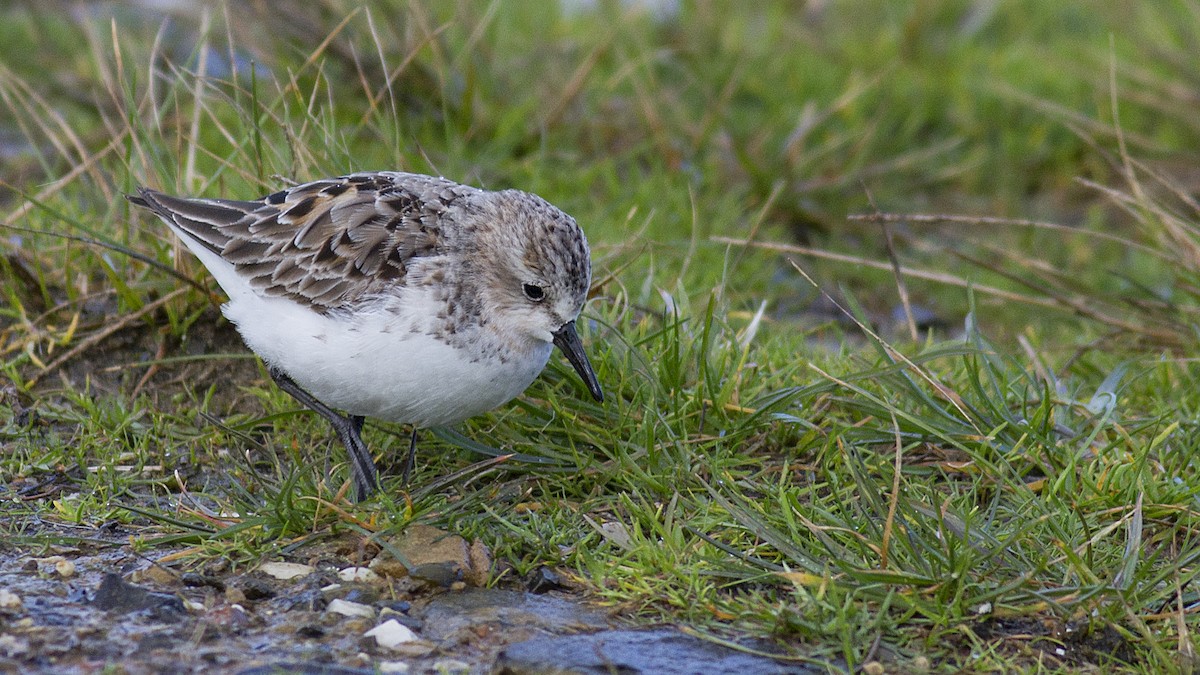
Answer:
[224,285,551,427]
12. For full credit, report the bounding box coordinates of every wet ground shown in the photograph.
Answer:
[0,520,814,674]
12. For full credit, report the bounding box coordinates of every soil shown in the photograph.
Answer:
[0,520,818,674]
[0,519,613,674]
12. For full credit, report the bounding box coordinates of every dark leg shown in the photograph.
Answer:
[402,428,419,485]
[269,366,379,501]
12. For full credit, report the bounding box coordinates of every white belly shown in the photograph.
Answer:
[222,289,552,427]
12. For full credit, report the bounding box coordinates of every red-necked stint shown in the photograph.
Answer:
[129,172,603,500]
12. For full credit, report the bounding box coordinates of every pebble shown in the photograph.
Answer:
[0,634,29,658]
[338,566,381,583]
[91,573,184,619]
[259,562,316,580]
[0,589,22,611]
[526,566,567,594]
[132,565,177,587]
[235,577,275,600]
[364,619,418,650]
[371,524,491,586]
[327,598,375,619]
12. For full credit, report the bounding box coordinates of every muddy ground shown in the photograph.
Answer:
[1,522,591,673]
[0,517,826,674]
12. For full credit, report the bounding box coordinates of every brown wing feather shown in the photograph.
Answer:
[131,172,481,311]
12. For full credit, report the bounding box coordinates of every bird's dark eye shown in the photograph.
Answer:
[522,283,545,302]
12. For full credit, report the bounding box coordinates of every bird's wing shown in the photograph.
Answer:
[130,172,480,310]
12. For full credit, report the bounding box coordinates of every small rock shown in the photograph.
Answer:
[225,586,247,606]
[204,603,250,631]
[260,561,316,580]
[91,573,184,620]
[0,634,30,658]
[54,559,76,578]
[296,624,325,639]
[339,566,381,583]
[381,600,411,615]
[132,564,177,587]
[364,619,418,650]
[410,563,459,587]
[526,566,567,594]
[862,662,885,675]
[327,598,375,619]
[0,589,22,611]
[372,524,490,587]
[236,577,276,600]
[282,587,327,612]
[466,539,491,587]
[378,662,410,674]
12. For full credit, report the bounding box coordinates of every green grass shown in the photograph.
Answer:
[4,1,1200,671]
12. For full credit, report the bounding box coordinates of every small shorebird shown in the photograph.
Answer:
[130,172,603,500]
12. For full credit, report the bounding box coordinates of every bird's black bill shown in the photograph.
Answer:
[552,320,604,402]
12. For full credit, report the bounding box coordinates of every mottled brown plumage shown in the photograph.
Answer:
[131,173,479,310]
